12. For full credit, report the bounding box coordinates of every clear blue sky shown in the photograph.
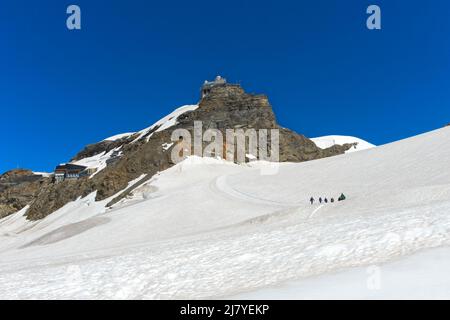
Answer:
[1,0,449,173]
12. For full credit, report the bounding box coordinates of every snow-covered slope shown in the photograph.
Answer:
[0,127,449,299]
[71,105,200,175]
[71,147,122,178]
[132,104,199,143]
[231,246,450,300]
[102,104,199,143]
[311,135,375,153]
[103,133,135,142]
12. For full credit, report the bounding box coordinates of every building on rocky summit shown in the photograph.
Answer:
[54,164,88,183]
[201,76,228,99]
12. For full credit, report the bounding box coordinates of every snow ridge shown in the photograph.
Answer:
[311,135,375,153]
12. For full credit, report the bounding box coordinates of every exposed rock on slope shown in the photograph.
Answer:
[0,170,50,219]
[71,135,136,162]
[176,85,352,162]
[2,83,354,221]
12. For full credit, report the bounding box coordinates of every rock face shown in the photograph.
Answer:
[177,84,352,162]
[1,83,353,221]
[0,170,50,219]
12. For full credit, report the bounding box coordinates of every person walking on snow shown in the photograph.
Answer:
[331,198,335,203]
[319,197,322,204]
[324,198,328,204]
[310,197,314,205]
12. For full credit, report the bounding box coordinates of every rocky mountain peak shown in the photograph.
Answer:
[178,83,276,132]
[1,81,356,221]
[0,170,49,219]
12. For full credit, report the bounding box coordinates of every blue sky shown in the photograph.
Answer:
[1,0,449,173]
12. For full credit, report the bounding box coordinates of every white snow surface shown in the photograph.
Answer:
[103,132,135,142]
[230,246,450,300]
[311,135,375,153]
[102,104,199,143]
[1,127,450,299]
[32,172,52,177]
[132,104,199,143]
[73,105,199,172]
[162,142,174,151]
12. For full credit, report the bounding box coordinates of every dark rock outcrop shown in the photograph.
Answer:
[0,170,51,219]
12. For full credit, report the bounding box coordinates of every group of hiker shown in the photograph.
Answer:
[310,193,346,205]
